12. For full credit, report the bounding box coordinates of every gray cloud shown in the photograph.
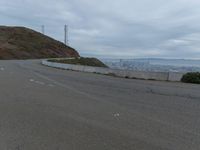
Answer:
[1,0,200,58]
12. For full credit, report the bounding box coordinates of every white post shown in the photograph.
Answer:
[41,25,45,35]
[64,25,68,45]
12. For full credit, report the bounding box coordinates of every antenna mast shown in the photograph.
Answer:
[64,25,68,45]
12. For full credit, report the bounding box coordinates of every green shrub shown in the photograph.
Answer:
[181,72,200,84]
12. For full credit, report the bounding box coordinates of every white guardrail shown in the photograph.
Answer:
[42,59,184,82]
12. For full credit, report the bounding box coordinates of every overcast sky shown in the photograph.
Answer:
[1,0,200,59]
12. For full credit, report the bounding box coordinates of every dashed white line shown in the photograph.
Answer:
[29,78,55,87]
[29,79,34,82]
[48,84,54,87]
[35,81,45,85]
[0,67,5,71]
[114,113,120,117]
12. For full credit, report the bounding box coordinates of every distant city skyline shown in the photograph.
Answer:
[102,58,200,73]
[1,0,200,59]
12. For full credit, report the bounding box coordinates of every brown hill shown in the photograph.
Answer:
[0,26,79,59]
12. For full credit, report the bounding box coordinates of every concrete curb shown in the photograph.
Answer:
[42,60,184,82]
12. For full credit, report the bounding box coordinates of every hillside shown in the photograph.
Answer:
[49,57,108,68]
[0,26,79,59]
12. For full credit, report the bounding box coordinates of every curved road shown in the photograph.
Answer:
[0,60,200,150]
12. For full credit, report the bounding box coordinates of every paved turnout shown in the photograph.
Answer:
[0,60,200,150]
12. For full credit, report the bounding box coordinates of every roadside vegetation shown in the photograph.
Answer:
[181,72,200,84]
[49,57,108,68]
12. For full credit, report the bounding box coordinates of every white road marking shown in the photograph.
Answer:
[29,79,34,82]
[30,78,54,87]
[35,81,45,85]
[33,72,100,100]
[48,84,54,87]
[114,113,120,117]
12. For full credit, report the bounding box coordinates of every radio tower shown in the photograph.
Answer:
[41,25,45,35]
[64,25,68,45]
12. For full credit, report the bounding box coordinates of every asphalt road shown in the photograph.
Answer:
[0,60,200,150]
